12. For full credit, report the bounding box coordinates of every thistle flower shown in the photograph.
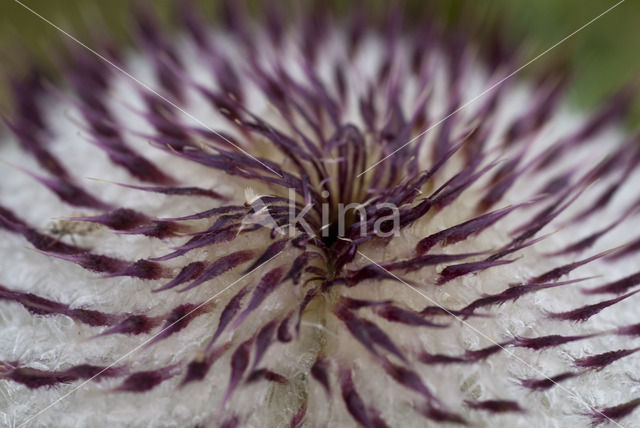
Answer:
[1,2,640,427]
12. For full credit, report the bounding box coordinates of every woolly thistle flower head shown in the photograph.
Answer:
[1,1,640,427]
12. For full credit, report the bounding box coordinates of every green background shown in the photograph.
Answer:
[1,0,639,124]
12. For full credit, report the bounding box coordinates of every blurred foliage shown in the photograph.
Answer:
[0,0,639,124]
